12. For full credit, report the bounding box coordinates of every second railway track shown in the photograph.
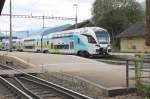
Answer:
[0,64,93,99]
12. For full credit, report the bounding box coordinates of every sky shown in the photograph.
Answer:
[0,0,145,32]
[0,0,95,31]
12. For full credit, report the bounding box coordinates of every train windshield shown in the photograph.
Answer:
[95,30,109,44]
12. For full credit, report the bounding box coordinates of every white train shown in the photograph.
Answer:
[2,27,111,57]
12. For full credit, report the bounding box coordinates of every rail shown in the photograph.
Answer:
[14,77,42,99]
[0,76,32,99]
[23,75,93,99]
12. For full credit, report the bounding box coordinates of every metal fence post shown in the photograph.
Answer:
[126,60,129,88]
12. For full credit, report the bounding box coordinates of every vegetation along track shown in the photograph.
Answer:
[0,64,93,99]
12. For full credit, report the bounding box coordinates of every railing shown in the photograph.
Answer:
[126,55,150,88]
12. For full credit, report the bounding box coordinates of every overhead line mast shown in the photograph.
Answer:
[1,13,76,29]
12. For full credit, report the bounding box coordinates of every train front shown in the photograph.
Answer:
[93,27,111,55]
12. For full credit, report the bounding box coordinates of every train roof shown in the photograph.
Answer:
[22,27,108,39]
[45,27,107,36]
[23,35,41,40]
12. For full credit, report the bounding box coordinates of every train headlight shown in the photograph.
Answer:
[107,44,111,48]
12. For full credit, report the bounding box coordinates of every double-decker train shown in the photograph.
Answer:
[0,27,111,57]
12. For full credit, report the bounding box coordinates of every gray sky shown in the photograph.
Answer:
[0,0,145,31]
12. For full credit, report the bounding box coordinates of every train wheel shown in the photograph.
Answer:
[36,50,41,53]
[43,50,49,53]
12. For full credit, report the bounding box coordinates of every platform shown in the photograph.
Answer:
[0,51,135,88]
[0,69,41,77]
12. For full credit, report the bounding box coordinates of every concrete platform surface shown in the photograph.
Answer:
[0,51,134,88]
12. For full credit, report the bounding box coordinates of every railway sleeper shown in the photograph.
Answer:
[18,78,61,98]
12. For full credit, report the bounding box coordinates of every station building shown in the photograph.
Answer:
[117,22,150,53]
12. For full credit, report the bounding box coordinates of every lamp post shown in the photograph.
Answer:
[9,0,12,52]
[73,4,78,29]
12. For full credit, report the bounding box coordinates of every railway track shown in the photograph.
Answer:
[0,64,12,70]
[0,76,32,99]
[0,64,93,99]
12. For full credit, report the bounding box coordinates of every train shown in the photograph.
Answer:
[0,27,111,57]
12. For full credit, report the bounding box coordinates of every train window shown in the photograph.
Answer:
[24,46,34,49]
[65,45,69,49]
[51,43,53,49]
[47,41,49,45]
[82,34,96,44]
[78,38,80,44]
[24,39,35,42]
[53,44,69,49]
[95,30,109,42]
[88,36,96,44]
[52,33,73,39]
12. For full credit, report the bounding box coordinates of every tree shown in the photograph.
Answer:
[92,0,144,47]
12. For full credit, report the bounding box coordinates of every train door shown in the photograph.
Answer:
[69,41,74,54]
[81,34,97,55]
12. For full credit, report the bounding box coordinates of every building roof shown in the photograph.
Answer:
[0,0,5,14]
[117,22,146,38]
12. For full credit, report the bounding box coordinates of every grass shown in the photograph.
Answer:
[134,54,150,97]
[111,46,120,52]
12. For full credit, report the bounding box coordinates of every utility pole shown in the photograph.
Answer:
[42,14,45,29]
[9,0,12,52]
[146,0,150,46]
[73,4,78,29]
